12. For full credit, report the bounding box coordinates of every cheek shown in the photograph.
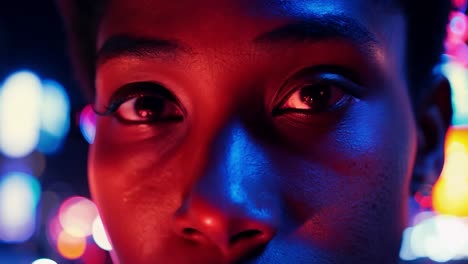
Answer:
[276,97,417,255]
[87,118,192,260]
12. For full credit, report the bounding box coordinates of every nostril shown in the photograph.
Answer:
[229,229,263,245]
[228,229,273,263]
[181,227,204,242]
[183,227,200,235]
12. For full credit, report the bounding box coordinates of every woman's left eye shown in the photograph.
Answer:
[278,82,351,114]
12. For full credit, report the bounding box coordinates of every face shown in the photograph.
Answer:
[90,0,417,263]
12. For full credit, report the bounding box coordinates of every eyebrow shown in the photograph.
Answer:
[96,35,188,66]
[254,14,378,47]
[97,15,378,66]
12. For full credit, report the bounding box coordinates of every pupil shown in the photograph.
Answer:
[300,85,331,109]
[134,96,165,119]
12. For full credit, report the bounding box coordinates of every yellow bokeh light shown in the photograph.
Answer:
[57,230,86,259]
[433,127,468,216]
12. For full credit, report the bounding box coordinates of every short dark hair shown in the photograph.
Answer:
[57,0,452,102]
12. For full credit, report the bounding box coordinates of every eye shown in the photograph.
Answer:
[280,82,350,113]
[97,82,184,124]
[116,94,182,123]
[273,71,359,117]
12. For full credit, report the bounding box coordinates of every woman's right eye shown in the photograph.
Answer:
[115,94,183,124]
[97,82,184,124]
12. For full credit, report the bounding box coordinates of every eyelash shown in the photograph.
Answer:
[95,68,359,125]
[272,69,361,117]
[94,82,183,124]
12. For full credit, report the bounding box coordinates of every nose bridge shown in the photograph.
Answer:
[194,118,277,220]
[172,118,281,259]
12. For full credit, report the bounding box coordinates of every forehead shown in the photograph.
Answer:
[97,0,402,50]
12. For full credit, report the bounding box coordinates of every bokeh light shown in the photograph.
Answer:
[400,215,468,262]
[37,79,70,154]
[0,172,41,242]
[58,196,98,238]
[47,214,62,246]
[32,258,58,264]
[450,12,468,38]
[57,230,87,259]
[433,127,468,216]
[92,216,112,251]
[79,104,96,144]
[400,227,417,261]
[442,62,468,125]
[453,0,468,12]
[0,71,42,158]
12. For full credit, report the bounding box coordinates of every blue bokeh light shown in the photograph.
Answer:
[37,79,71,154]
[0,172,41,243]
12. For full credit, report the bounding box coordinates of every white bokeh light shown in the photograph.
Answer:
[0,71,42,158]
[32,258,58,264]
[0,172,41,242]
[441,62,468,125]
[400,215,468,262]
[92,215,113,251]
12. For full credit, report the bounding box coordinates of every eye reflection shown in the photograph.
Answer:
[118,96,167,122]
[96,82,184,124]
[279,83,350,114]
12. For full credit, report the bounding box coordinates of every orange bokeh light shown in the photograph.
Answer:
[433,126,468,216]
[57,230,87,259]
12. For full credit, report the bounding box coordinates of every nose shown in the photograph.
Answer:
[172,120,279,262]
[173,195,276,261]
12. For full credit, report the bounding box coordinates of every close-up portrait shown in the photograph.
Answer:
[0,0,467,264]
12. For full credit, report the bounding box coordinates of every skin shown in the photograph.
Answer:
[88,0,450,263]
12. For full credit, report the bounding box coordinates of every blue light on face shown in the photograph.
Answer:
[0,172,41,243]
[0,71,42,158]
[37,80,71,154]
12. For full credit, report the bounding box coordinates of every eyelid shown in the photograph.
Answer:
[272,66,364,110]
[94,81,178,116]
